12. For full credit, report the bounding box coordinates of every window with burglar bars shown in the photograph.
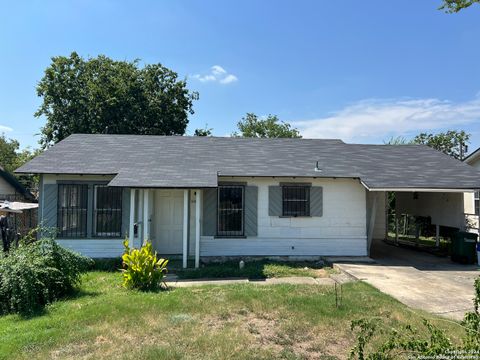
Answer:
[217,185,244,236]
[94,186,123,237]
[58,184,88,238]
[282,186,310,217]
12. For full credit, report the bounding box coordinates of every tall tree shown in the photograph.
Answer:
[35,52,199,147]
[439,0,479,12]
[232,113,301,138]
[412,130,470,160]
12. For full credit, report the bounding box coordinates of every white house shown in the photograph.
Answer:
[16,134,480,267]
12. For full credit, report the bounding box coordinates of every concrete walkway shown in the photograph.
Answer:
[335,241,479,321]
[165,275,336,287]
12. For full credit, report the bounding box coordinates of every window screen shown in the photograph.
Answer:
[282,186,310,217]
[217,185,244,236]
[94,186,123,237]
[58,184,88,238]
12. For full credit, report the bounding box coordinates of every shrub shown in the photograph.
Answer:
[121,240,168,291]
[0,238,93,315]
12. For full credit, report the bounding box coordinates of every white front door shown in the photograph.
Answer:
[153,190,184,254]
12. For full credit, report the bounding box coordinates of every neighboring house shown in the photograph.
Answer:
[16,134,480,267]
[0,166,35,202]
[0,167,37,239]
[463,149,480,232]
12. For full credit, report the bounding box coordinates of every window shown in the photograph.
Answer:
[475,191,479,216]
[217,185,244,236]
[282,185,310,217]
[58,184,88,238]
[94,186,123,237]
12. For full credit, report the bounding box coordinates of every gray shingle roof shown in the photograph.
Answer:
[15,134,480,190]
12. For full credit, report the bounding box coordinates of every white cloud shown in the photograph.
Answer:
[219,74,238,84]
[293,94,480,142]
[0,125,13,133]
[211,65,227,76]
[192,65,238,85]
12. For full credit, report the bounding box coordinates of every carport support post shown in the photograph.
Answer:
[367,192,378,255]
[395,213,399,246]
[182,189,190,269]
[435,224,440,248]
[195,189,202,269]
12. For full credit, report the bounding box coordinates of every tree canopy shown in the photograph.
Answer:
[413,130,470,160]
[194,125,213,136]
[384,130,470,160]
[232,113,301,138]
[439,0,479,12]
[35,52,199,147]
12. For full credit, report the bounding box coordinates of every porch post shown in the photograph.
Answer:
[143,189,150,241]
[129,189,135,245]
[195,189,202,268]
[182,189,190,269]
[435,224,440,248]
[137,189,144,247]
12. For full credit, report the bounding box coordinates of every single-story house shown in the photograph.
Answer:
[16,134,480,267]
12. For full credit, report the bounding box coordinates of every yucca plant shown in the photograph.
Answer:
[121,240,168,291]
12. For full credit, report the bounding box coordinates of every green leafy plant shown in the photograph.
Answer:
[350,276,480,358]
[121,240,168,291]
[0,237,93,315]
[462,277,480,350]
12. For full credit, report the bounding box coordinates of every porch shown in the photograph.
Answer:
[128,188,203,268]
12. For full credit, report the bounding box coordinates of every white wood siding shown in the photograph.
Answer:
[366,191,387,240]
[396,191,465,229]
[56,239,124,258]
[41,175,369,258]
[203,177,368,257]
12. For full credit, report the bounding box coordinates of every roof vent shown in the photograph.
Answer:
[314,161,322,172]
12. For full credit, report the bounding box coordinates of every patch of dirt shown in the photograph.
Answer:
[203,310,350,359]
[312,268,329,278]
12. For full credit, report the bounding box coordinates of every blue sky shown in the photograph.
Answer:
[1,0,480,152]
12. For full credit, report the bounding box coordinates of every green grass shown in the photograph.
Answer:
[0,272,463,360]
[172,260,331,279]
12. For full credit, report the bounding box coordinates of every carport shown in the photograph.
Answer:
[365,187,478,257]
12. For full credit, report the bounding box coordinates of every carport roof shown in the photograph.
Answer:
[15,134,480,190]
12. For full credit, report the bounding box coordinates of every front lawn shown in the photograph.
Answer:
[0,272,463,360]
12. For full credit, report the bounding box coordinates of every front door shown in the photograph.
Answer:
[153,190,184,254]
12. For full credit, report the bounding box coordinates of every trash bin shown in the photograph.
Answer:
[451,231,478,264]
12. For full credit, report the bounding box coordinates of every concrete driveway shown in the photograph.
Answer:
[334,241,479,321]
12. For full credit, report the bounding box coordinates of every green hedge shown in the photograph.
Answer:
[0,238,93,315]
